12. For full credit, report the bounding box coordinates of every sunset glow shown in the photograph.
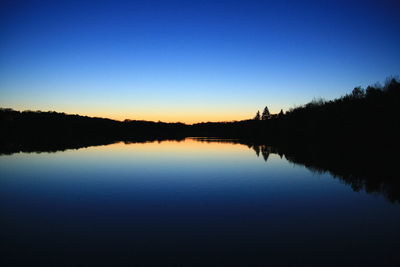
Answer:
[1,0,399,122]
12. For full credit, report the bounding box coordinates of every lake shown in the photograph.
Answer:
[1,138,399,266]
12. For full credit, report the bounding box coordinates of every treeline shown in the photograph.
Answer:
[268,77,400,145]
[193,77,400,144]
[0,110,188,153]
[1,77,399,150]
[0,109,188,139]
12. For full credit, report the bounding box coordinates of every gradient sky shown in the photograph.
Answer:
[1,0,399,123]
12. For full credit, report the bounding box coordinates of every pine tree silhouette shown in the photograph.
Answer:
[261,106,270,120]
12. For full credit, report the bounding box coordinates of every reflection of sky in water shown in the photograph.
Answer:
[0,140,345,203]
[1,139,399,265]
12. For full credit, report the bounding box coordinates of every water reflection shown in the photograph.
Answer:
[190,138,400,203]
[246,143,400,203]
[1,138,399,266]
[1,137,399,203]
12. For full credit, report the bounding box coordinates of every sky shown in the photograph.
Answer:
[1,0,399,123]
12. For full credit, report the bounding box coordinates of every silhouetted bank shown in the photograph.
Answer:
[2,77,399,149]
[0,110,188,154]
[192,77,400,145]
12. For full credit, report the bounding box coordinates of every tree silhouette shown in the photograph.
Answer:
[261,106,270,120]
[254,110,260,120]
[352,87,365,98]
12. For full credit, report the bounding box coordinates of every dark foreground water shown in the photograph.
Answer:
[1,138,399,266]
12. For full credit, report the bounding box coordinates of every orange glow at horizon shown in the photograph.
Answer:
[84,138,250,155]
[4,101,283,124]
[55,108,283,124]
[61,110,259,124]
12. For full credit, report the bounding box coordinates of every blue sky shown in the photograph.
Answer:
[1,0,399,122]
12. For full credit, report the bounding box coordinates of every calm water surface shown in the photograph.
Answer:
[1,138,399,266]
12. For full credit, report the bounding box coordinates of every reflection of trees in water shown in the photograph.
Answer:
[0,137,184,155]
[247,142,399,204]
[249,144,269,162]
[249,144,285,163]
[261,148,270,162]
[1,137,398,203]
